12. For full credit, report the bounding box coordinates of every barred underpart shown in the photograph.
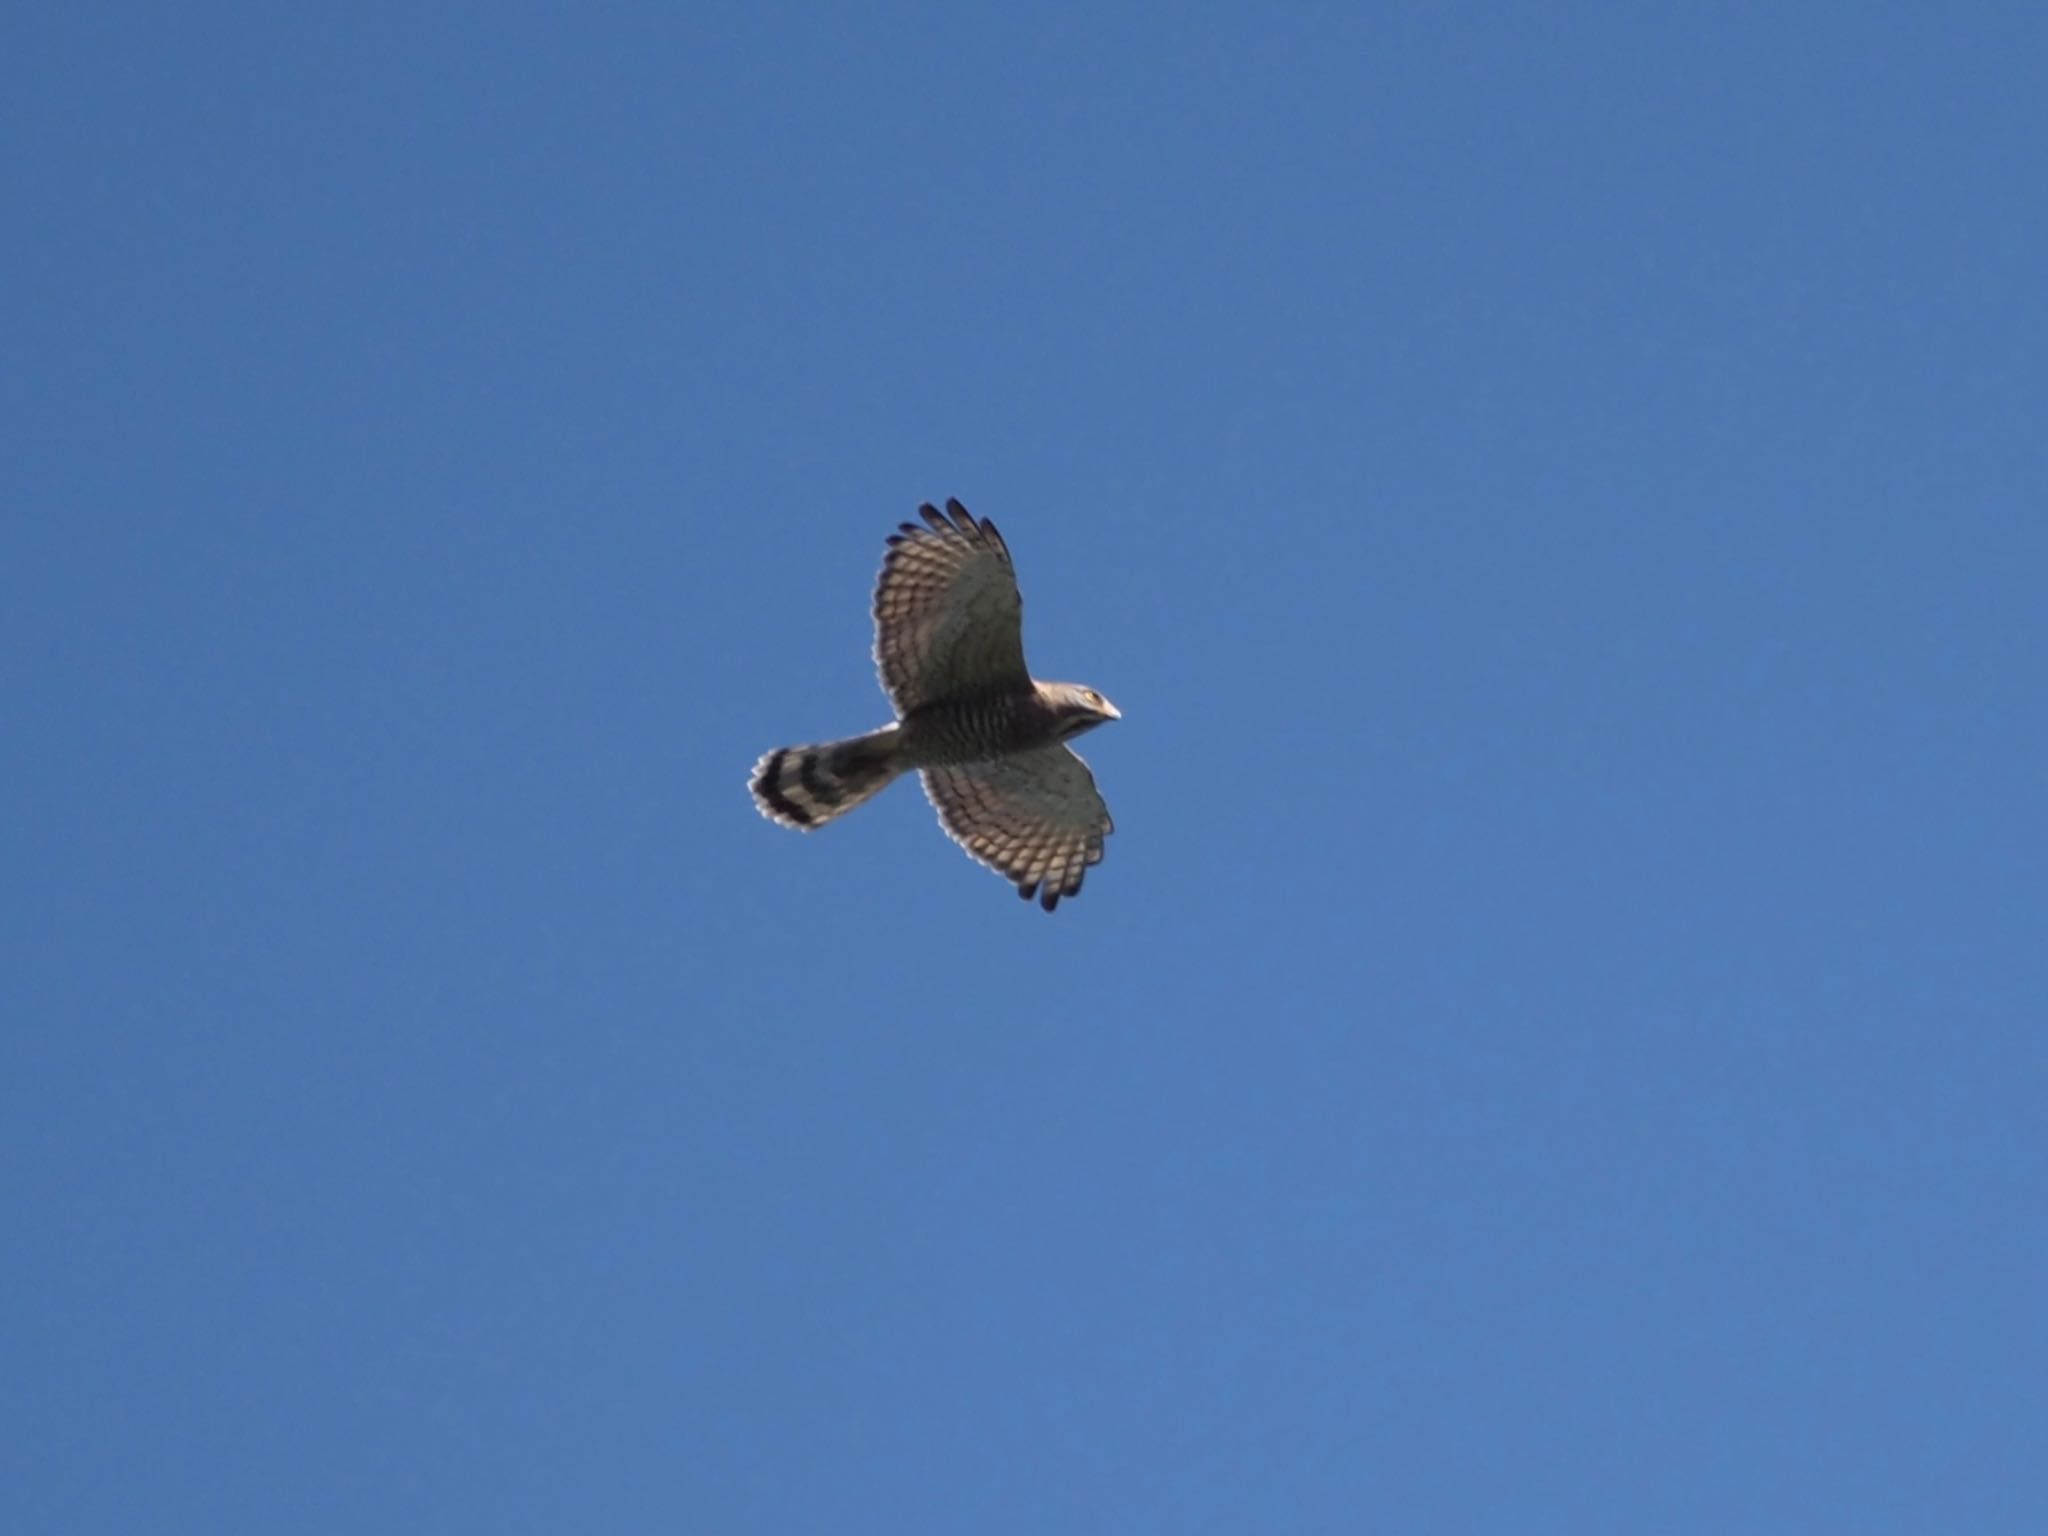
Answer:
[896,689,1052,767]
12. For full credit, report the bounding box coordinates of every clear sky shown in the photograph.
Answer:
[6,4,2045,1531]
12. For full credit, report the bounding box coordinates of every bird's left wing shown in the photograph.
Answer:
[921,744,1113,911]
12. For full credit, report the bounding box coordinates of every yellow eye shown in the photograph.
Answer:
[1084,690,1101,706]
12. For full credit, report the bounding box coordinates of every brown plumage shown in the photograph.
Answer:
[749,499,1119,911]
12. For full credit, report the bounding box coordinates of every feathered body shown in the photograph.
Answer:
[749,502,1118,910]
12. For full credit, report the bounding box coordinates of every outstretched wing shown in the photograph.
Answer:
[922,745,1113,912]
[873,499,1029,713]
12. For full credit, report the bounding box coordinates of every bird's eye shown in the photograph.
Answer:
[1084,689,1101,706]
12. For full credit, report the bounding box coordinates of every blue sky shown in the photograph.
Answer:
[6,3,2045,1530]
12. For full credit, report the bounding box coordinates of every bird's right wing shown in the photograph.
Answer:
[873,500,1029,712]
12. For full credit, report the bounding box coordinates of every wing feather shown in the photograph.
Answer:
[922,745,1113,912]
[873,499,1029,712]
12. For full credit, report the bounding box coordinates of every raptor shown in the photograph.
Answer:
[749,499,1119,911]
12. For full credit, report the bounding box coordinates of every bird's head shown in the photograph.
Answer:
[1043,682,1121,740]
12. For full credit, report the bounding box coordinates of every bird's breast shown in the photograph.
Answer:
[896,693,1048,766]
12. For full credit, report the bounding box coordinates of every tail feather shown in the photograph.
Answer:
[750,727,902,829]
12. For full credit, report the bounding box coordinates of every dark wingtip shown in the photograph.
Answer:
[1040,887,1060,912]
[919,503,950,532]
[1017,881,1036,902]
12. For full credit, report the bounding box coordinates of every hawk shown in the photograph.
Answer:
[750,499,1119,911]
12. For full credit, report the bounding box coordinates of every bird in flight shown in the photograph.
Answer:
[750,499,1119,911]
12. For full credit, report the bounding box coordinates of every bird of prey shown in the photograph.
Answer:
[750,499,1119,911]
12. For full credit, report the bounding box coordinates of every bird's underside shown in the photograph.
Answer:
[749,499,1117,912]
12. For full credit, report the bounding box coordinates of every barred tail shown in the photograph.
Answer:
[750,726,903,829]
